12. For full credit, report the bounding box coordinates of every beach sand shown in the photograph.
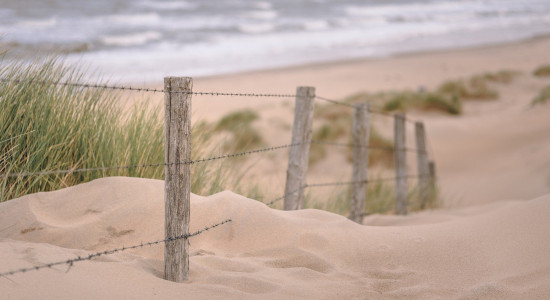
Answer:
[1,36,550,299]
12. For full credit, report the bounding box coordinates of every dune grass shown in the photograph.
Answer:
[310,103,394,167]
[346,90,462,115]
[215,109,263,152]
[382,91,462,115]
[532,85,550,106]
[437,70,518,100]
[343,70,519,117]
[303,176,439,217]
[533,64,550,78]
[0,56,259,202]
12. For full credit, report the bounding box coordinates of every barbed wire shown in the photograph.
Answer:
[1,142,306,178]
[0,78,296,98]
[189,142,304,164]
[266,174,430,206]
[1,139,429,179]
[264,186,307,207]
[0,219,232,278]
[310,140,424,154]
[314,95,419,124]
[315,96,355,108]
[2,79,427,123]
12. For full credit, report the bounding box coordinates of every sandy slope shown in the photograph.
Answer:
[175,36,550,206]
[1,177,550,299]
[2,37,550,299]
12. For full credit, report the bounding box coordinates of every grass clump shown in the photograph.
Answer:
[215,109,263,152]
[532,85,550,106]
[436,70,520,100]
[476,70,519,84]
[305,176,439,217]
[533,65,550,77]
[346,128,395,167]
[382,91,462,115]
[344,69,518,117]
[437,77,498,100]
[347,91,461,115]
[0,55,260,202]
[309,103,394,167]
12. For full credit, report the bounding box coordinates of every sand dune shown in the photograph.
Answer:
[1,177,550,299]
[2,37,550,299]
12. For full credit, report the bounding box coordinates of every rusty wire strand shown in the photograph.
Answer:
[1,140,428,178]
[0,78,296,98]
[1,142,305,178]
[310,140,424,154]
[314,95,419,124]
[0,219,232,278]
[266,174,431,206]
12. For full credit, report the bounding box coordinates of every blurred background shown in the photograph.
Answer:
[2,0,550,82]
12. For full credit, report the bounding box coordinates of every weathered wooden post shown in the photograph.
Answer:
[394,113,407,215]
[415,121,429,209]
[164,77,192,282]
[349,103,370,223]
[428,160,437,205]
[429,161,436,181]
[284,86,315,210]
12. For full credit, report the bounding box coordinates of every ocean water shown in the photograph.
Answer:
[2,0,550,82]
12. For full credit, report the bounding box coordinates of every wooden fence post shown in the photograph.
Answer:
[429,161,436,181]
[428,160,437,203]
[394,113,407,215]
[349,103,370,223]
[415,121,429,209]
[164,77,192,282]
[284,86,315,210]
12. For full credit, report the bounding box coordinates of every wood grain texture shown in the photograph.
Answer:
[284,86,315,210]
[394,113,408,215]
[349,103,370,223]
[415,122,429,209]
[164,77,192,282]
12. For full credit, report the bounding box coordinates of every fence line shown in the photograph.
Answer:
[1,140,424,179]
[0,78,296,98]
[310,140,423,154]
[265,174,430,206]
[2,78,418,122]
[0,142,307,178]
[314,95,419,124]
[1,75,439,281]
[0,219,232,278]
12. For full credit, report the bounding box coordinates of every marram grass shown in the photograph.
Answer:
[0,56,259,202]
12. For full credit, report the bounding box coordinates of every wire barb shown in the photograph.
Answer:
[265,174,430,206]
[314,95,419,123]
[315,96,355,108]
[0,78,296,98]
[0,143,306,178]
[0,219,232,278]
[310,140,422,154]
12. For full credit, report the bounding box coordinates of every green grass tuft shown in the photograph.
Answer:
[304,176,439,218]
[215,109,263,152]
[533,65,550,78]
[532,85,550,106]
[437,78,498,100]
[310,103,394,167]
[0,55,259,202]
[382,91,462,115]
[476,70,520,84]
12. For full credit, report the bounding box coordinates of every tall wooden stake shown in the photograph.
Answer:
[429,160,437,205]
[349,103,370,223]
[284,86,315,210]
[415,122,429,209]
[394,113,407,215]
[164,77,192,282]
